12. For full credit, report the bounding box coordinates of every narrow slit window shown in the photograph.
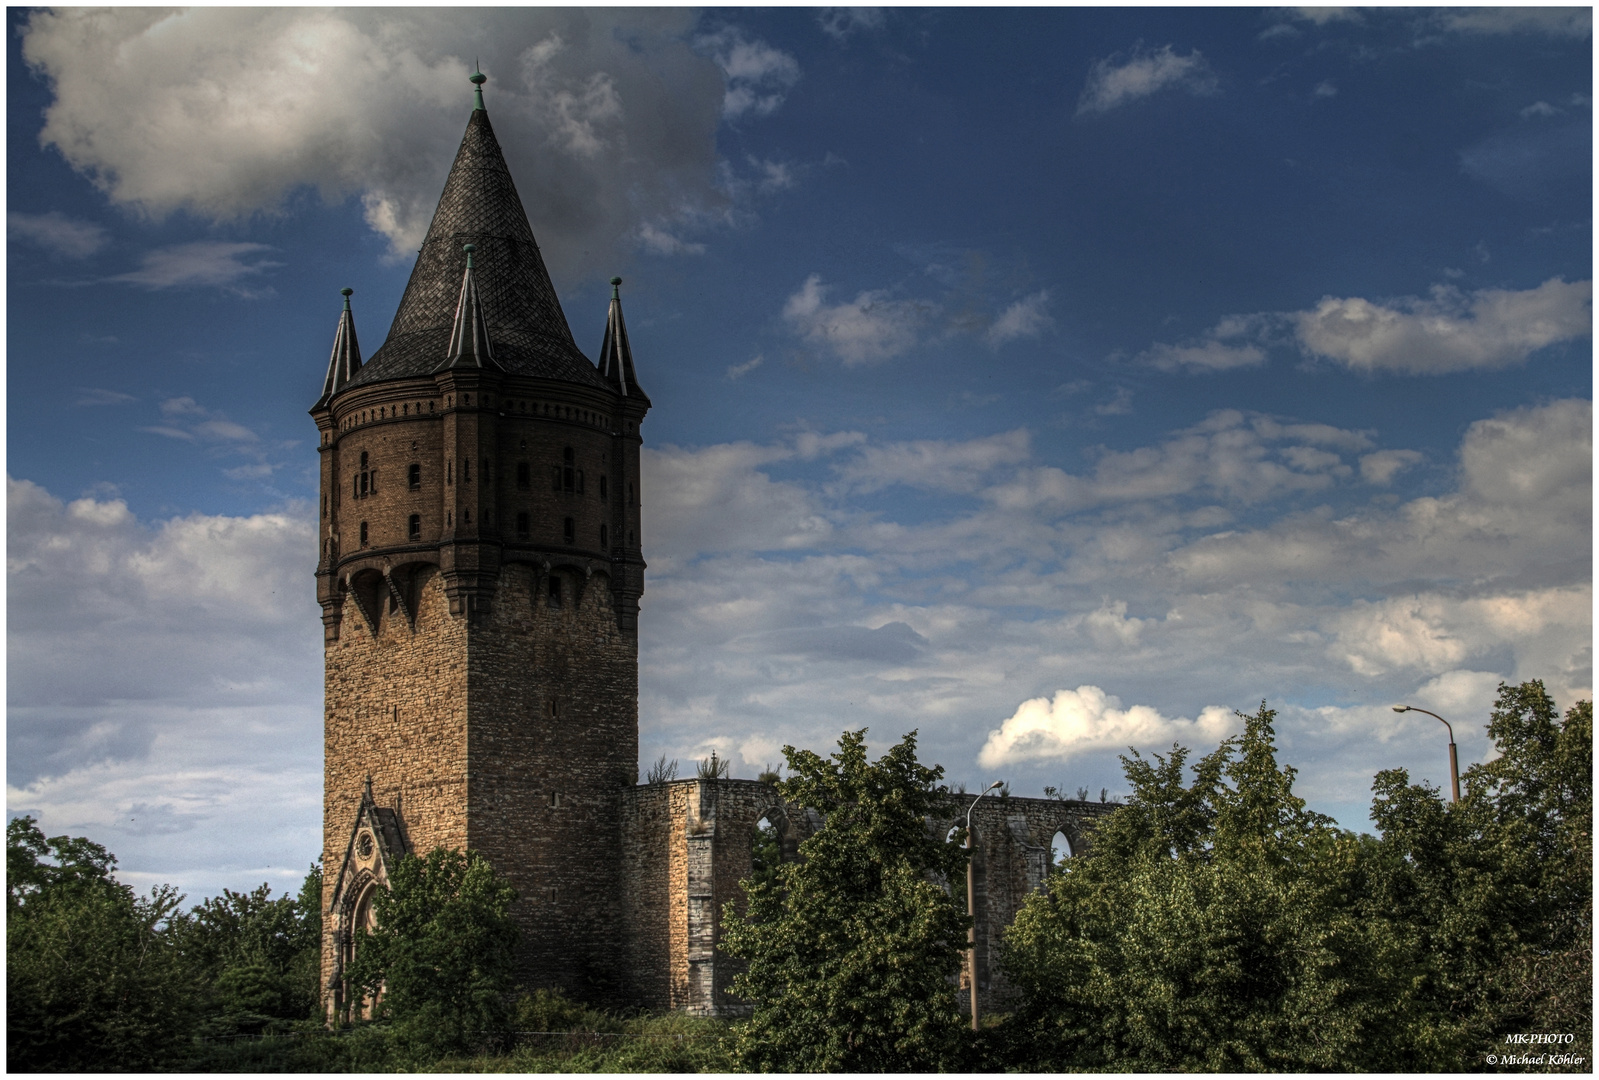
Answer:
[408,514,421,541]
[563,516,574,544]
[599,475,607,500]
[359,521,369,546]
[600,523,608,548]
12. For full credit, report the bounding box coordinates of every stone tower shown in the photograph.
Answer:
[311,70,649,1018]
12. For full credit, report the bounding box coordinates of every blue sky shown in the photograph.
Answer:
[7,7,1591,901]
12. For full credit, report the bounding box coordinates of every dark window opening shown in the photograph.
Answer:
[575,469,584,495]
[516,462,530,488]
[551,465,561,492]
[463,458,471,483]
[361,452,369,468]
[408,463,420,489]
[322,495,328,519]
[563,516,575,544]
[628,482,634,506]
[562,447,575,493]
[359,521,368,546]
[360,472,369,497]
[600,523,608,548]
[447,461,452,485]
[517,512,529,537]
[408,514,421,541]
[463,509,471,525]
[599,475,607,500]
[548,576,562,608]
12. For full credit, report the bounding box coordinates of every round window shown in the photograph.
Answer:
[356,831,374,859]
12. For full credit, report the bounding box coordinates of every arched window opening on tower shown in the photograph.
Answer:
[408,514,421,541]
[408,464,420,490]
[516,461,530,488]
[575,469,584,495]
[361,452,368,469]
[463,459,471,483]
[463,509,471,525]
[600,524,608,548]
[563,516,575,544]
[359,521,369,547]
[599,475,607,500]
[548,575,563,608]
[447,462,453,485]
[517,512,530,538]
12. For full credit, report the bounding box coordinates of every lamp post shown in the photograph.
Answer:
[964,780,1003,1032]
[1393,705,1460,803]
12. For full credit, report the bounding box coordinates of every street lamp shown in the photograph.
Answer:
[1393,705,1461,803]
[964,780,1003,1032]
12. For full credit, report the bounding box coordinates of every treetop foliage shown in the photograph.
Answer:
[722,729,971,1072]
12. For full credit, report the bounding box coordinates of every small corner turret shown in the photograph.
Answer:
[314,288,362,411]
[597,276,650,405]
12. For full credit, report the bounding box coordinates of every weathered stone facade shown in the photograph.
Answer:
[316,75,1112,1023]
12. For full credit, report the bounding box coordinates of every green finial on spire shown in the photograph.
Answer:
[471,63,486,111]
[463,243,476,270]
[610,276,622,300]
[341,287,353,311]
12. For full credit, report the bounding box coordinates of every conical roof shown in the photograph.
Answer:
[597,277,650,404]
[348,89,608,392]
[314,288,362,408]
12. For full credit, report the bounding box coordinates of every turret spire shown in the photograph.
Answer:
[439,243,498,371]
[597,276,649,403]
[470,64,486,112]
[315,287,362,407]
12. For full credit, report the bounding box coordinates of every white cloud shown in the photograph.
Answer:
[1521,100,1560,119]
[782,274,934,364]
[986,290,1054,347]
[19,9,738,271]
[1294,278,1591,373]
[75,388,135,407]
[108,242,280,294]
[1313,80,1338,99]
[643,442,834,564]
[8,210,108,258]
[1359,449,1423,485]
[637,223,707,257]
[818,8,886,41]
[1138,278,1591,376]
[726,356,763,380]
[1437,8,1591,38]
[834,429,1032,496]
[978,686,1236,767]
[698,26,801,119]
[1077,44,1219,117]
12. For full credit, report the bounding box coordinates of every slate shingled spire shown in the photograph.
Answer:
[597,276,650,403]
[347,70,607,391]
[315,288,362,407]
[439,243,498,370]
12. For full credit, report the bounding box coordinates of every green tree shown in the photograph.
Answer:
[6,816,194,1071]
[720,729,971,1072]
[1365,682,1592,1066]
[170,862,324,1032]
[1001,705,1419,1071]
[344,846,520,1053]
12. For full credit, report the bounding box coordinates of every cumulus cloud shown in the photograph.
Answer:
[697,26,801,119]
[726,356,763,380]
[1139,279,1591,376]
[8,210,107,258]
[1359,449,1424,485]
[1295,278,1591,373]
[783,274,934,364]
[978,686,1235,767]
[1076,44,1219,117]
[19,9,737,272]
[986,290,1054,347]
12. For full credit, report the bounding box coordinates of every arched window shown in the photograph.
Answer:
[408,514,421,541]
[516,462,530,488]
[548,575,563,608]
[599,475,608,500]
[408,464,420,489]
[359,521,368,546]
[360,452,369,469]
[516,512,530,538]
[1050,830,1071,872]
[463,459,471,483]
[563,516,575,544]
[599,524,608,548]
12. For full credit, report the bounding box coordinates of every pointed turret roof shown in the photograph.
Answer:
[348,74,607,391]
[439,244,499,371]
[597,277,650,404]
[314,288,362,408]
